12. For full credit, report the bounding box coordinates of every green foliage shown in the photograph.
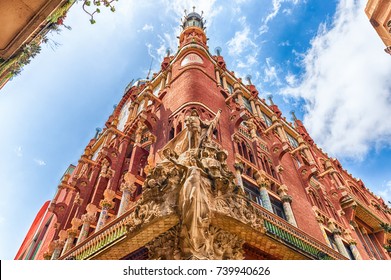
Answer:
[82,0,118,24]
[47,0,75,23]
[380,223,391,233]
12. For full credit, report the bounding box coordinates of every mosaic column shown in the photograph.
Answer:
[131,101,139,119]
[117,182,135,217]
[250,99,258,116]
[348,240,362,260]
[165,68,172,87]
[256,104,262,118]
[328,221,349,258]
[215,67,221,86]
[272,116,288,143]
[333,229,350,258]
[77,204,98,245]
[51,230,67,260]
[159,73,166,90]
[234,83,245,108]
[221,73,228,90]
[278,185,297,226]
[297,136,315,165]
[256,175,273,212]
[234,162,245,194]
[61,218,82,255]
[95,189,116,232]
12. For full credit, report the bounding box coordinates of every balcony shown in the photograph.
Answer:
[212,194,347,260]
[59,204,179,260]
[60,191,347,260]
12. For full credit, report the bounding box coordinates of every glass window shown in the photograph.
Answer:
[243,181,262,206]
[355,224,385,260]
[326,231,337,250]
[137,100,145,114]
[262,113,272,127]
[153,84,160,96]
[242,96,253,113]
[344,243,355,260]
[227,83,234,94]
[287,133,299,148]
[270,197,286,220]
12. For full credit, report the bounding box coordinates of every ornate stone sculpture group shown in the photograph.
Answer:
[126,108,249,259]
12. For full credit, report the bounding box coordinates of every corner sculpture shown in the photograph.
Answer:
[126,108,254,259]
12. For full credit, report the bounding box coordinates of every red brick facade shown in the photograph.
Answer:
[16,12,391,260]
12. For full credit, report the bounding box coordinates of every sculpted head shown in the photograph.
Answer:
[190,109,199,117]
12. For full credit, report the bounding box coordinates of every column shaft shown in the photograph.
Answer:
[282,201,297,226]
[334,234,350,258]
[117,188,132,217]
[96,206,110,232]
[349,243,362,260]
[76,222,90,245]
[260,187,273,212]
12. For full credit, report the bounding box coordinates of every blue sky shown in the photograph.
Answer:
[0,0,390,260]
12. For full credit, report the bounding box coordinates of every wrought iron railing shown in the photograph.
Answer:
[59,207,135,260]
[252,202,347,260]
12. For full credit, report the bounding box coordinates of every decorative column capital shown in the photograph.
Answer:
[100,199,114,209]
[66,228,79,237]
[120,181,135,193]
[70,217,82,229]
[234,162,244,173]
[281,194,293,203]
[58,230,68,241]
[85,203,98,216]
[277,184,289,195]
[53,239,65,249]
[43,252,52,260]
[256,175,271,189]
[99,189,116,209]
[347,239,357,245]
[81,212,96,224]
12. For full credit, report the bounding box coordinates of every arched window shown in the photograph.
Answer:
[350,185,369,204]
[241,142,248,159]
[169,126,175,140]
[248,150,255,164]
[260,154,277,179]
[176,122,182,134]
[308,189,325,212]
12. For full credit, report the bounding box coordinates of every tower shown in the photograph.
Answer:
[16,10,391,260]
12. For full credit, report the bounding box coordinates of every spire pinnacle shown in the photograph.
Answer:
[290,110,298,122]
[267,94,274,105]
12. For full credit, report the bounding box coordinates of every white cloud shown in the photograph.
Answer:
[227,23,257,56]
[15,146,23,157]
[259,0,302,35]
[377,181,391,204]
[279,40,291,46]
[142,23,154,31]
[285,73,297,86]
[282,0,391,159]
[264,57,281,85]
[34,159,46,166]
[226,16,258,76]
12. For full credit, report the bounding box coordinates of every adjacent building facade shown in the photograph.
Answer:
[0,0,74,90]
[16,11,391,260]
[365,0,391,54]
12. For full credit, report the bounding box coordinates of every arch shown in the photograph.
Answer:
[259,152,277,179]
[307,187,326,212]
[349,183,370,205]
